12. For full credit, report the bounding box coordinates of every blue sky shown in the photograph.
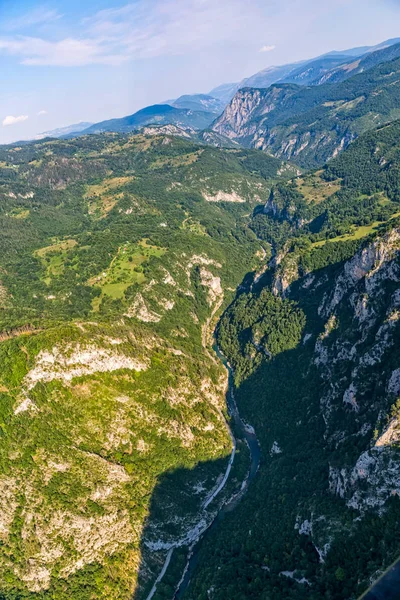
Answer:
[0,0,399,143]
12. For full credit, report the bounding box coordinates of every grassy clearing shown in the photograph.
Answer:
[295,170,341,204]
[35,239,78,282]
[35,239,78,258]
[87,194,121,217]
[84,176,133,198]
[149,150,203,170]
[181,217,207,236]
[9,209,30,220]
[89,239,166,307]
[335,96,365,112]
[312,211,400,247]
[85,176,134,217]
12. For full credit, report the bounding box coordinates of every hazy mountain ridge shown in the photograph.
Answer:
[73,104,216,137]
[0,130,297,599]
[311,40,400,85]
[162,93,225,114]
[186,119,400,600]
[31,38,400,148]
[208,37,400,103]
[211,54,400,167]
[2,31,400,600]
[36,122,94,140]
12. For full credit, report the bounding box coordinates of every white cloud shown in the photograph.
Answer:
[3,115,29,127]
[37,110,47,116]
[5,8,63,31]
[0,36,126,67]
[0,0,277,67]
[259,44,276,52]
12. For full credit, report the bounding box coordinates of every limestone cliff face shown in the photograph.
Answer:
[211,87,293,141]
[211,85,357,167]
[268,228,400,517]
[301,228,400,517]
[210,56,400,169]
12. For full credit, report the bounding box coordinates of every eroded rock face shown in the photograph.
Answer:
[212,89,268,139]
[23,342,149,389]
[319,228,400,318]
[211,86,359,166]
[202,190,245,203]
[0,319,231,597]
[285,228,400,561]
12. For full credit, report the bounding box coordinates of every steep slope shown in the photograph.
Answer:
[164,94,225,114]
[207,82,239,104]
[250,119,400,264]
[279,54,358,86]
[212,55,400,168]
[207,37,400,104]
[184,110,400,600]
[0,132,297,599]
[74,104,215,137]
[312,41,400,85]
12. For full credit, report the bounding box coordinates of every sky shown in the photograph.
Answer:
[0,0,399,143]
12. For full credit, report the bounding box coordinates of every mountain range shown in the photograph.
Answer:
[208,36,400,102]
[2,31,400,600]
[40,37,400,145]
[211,46,400,168]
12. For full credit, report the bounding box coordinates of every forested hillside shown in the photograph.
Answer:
[73,104,216,137]
[0,132,295,599]
[183,120,400,600]
[1,104,400,600]
[212,55,400,168]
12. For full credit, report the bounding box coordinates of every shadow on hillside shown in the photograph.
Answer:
[131,253,400,599]
[133,454,233,600]
[131,269,263,600]
[131,337,317,600]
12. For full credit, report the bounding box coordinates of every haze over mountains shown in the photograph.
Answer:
[212,49,400,167]
[35,38,400,157]
[2,21,400,600]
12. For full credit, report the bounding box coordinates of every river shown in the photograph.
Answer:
[143,336,261,600]
[173,341,261,599]
[145,253,264,600]
[360,558,400,599]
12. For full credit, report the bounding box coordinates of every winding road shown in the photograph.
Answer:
[145,246,265,600]
[173,342,261,599]
[144,340,260,600]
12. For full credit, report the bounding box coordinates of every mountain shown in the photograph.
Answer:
[42,39,400,145]
[208,63,308,103]
[240,61,306,89]
[1,89,400,600]
[280,54,364,86]
[185,118,400,600]
[208,82,240,104]
[163,93,225,114]
[208,37,400,104]
[3,34,400,600]
[0,130,298,600]
[35,121,93,139]
[73,104,216,136]
[312,41,400,85]
[197,129,240,148]
[212,54,400,168]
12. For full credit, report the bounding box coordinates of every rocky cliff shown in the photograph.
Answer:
[211,55,400,168]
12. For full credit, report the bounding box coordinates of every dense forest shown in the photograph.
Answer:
[0,100,400,600]
[183,121,400,600]
[0,131,298,600]
[212,53,400,168]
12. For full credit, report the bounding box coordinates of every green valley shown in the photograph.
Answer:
[183,119,400,600]
[0,131,293,599]
[2,30,400,600]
